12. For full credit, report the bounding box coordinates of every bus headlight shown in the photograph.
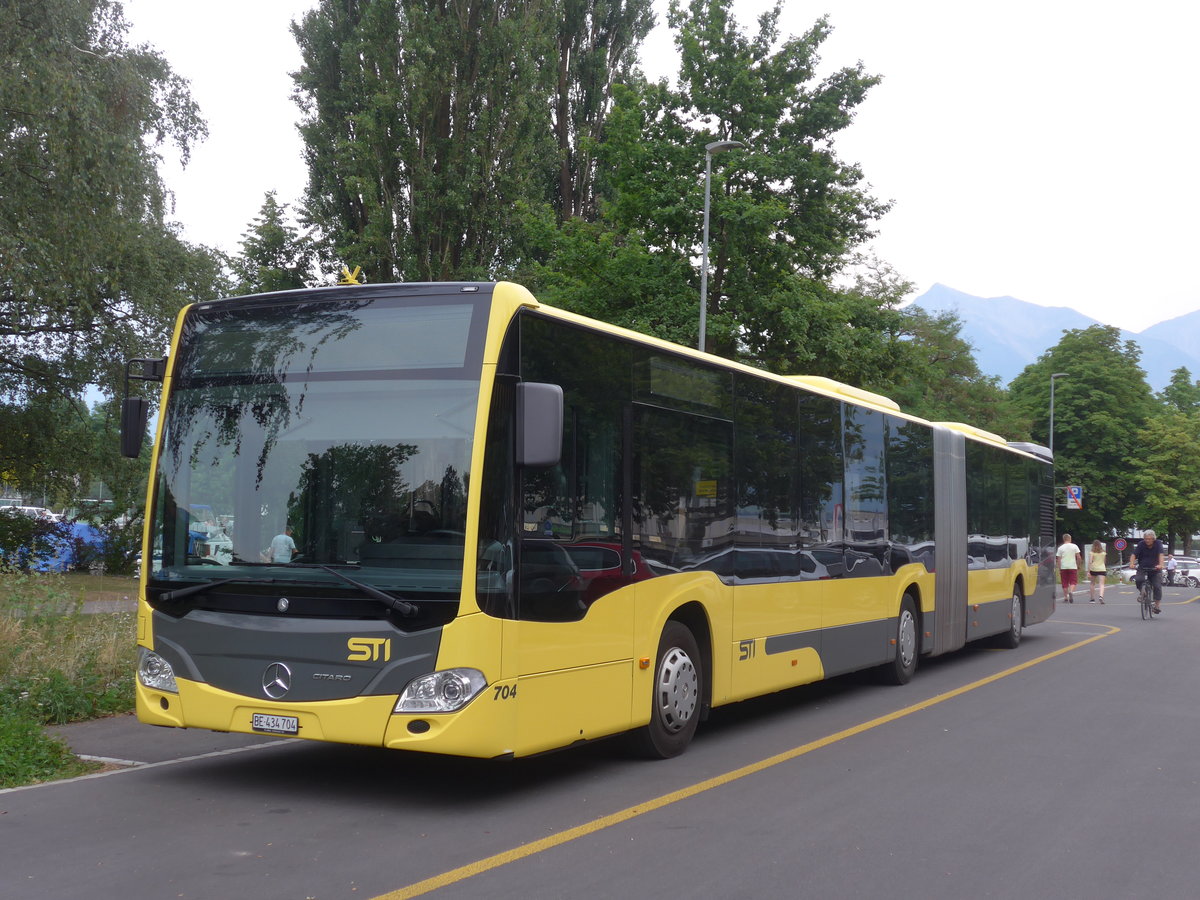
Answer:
[395,669,486,713]
[138,648,179,693]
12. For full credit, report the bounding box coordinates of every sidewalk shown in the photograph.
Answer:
[46,713,279,767]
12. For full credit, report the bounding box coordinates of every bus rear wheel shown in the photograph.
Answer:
[880,595,918,685]
[633,621,703,759]
[994,584,1023,649]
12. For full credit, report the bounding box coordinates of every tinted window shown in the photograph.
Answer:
[734,376,799,552]
[634,405,734,572]
[798,393,844,550]
[887,415,934,571]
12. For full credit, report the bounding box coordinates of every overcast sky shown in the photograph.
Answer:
[125,0,1200,331]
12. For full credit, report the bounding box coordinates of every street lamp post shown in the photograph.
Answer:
[1049,372,1068,455]
[699,139,745,351]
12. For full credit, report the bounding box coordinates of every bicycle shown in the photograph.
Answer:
[1136,567,1160,620]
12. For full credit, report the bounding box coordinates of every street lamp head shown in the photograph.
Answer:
[705,140,746,154]
[1051,372,1068,378]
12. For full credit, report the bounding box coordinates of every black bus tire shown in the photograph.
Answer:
[880,595,919,685]
[994,583,1023,649]
[632,621,703,759]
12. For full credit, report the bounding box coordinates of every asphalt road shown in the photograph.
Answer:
[5,580,1200,900]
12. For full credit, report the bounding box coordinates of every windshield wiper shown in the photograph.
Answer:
[316,564,419,617]
[157,577,278,603]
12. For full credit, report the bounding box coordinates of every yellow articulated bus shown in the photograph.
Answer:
[121,281,1055,759]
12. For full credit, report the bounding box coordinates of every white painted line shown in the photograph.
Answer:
[77,754,146,767]
[0,740,290,795]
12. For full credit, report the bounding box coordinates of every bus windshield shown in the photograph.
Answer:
[149,290,487,595]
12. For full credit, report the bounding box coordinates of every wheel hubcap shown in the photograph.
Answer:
[897,610,916,668]
[655,646,698,733]
[1010,592,1021,635]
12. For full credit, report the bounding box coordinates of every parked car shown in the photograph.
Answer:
[1,505,60,521]
[1170,556,1199,587]
[562,541,658,604]
[1115,556,1199,586]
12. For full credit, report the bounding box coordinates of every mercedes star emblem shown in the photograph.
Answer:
[262,662,292,699]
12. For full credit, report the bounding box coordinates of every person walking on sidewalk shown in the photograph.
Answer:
[1166,554,1177,586]
[1056,533,1082,603]
[1087,539,1107,603]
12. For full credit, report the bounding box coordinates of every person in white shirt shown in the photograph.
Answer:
[264,525,297,563]
[1055,533,1082,603]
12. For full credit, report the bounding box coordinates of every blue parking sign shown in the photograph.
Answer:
[1066,485,1083,510]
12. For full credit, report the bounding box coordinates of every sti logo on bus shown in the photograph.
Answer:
[347,637,392,662]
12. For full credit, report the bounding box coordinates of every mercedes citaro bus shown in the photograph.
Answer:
[121,281,1055,759]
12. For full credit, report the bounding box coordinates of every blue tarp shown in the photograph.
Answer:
[16,521,107,573]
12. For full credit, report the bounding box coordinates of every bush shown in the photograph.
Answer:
[0,710,97,788]
[95,514,143,576]
[0,512,72,572]
[0,567,137,726]
[0,567,136,786]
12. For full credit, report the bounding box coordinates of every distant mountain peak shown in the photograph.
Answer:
[908,285,1200,390]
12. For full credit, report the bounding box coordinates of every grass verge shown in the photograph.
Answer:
[1,568,137,788]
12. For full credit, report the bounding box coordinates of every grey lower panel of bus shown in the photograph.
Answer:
[151,610,441,704]
[972,597,1015,637]
[932,427,968,655]
[765,619,891,674]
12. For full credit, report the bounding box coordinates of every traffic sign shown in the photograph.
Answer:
[1066,485,1083,510]
[1114,538,1127,551]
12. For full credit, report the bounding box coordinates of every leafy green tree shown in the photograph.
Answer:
[872,305,1029,439]
[293,0,567,282]
[527,2,890,374]
[1158,367,1200,413]
[666,0,887,360]
[1128,411,1200,554]
[232,192,315,294]
[1,0,229,519]
[0,0,225,400]
[1009,326,1152,539]
[552,0,655,221]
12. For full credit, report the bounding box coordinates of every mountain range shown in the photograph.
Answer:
[908,285,1200,391]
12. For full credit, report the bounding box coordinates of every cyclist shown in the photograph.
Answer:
[1131,530,1166,615]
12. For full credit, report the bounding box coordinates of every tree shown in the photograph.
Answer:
[847,267,1029,439]
[667,0,888,359]
[0,0,225,402]
[1130,411,1200,554]
[1158,367,1200,413]
[551,0,655,222]
[526,1,889,370]
[293,0,565,282]
[1008,326,1152,538]
[232,192,315,294]
[1,0,228,513]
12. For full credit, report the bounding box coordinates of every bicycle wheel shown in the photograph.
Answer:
[1140,586,1151,619]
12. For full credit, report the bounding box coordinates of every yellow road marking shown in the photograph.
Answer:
[375,623,1119,900]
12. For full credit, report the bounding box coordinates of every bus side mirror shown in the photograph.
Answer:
[120,396,149,459]
[516,382,563,468]
[119,357,166,459]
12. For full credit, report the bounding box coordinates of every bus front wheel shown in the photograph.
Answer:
[633,621,703,759]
